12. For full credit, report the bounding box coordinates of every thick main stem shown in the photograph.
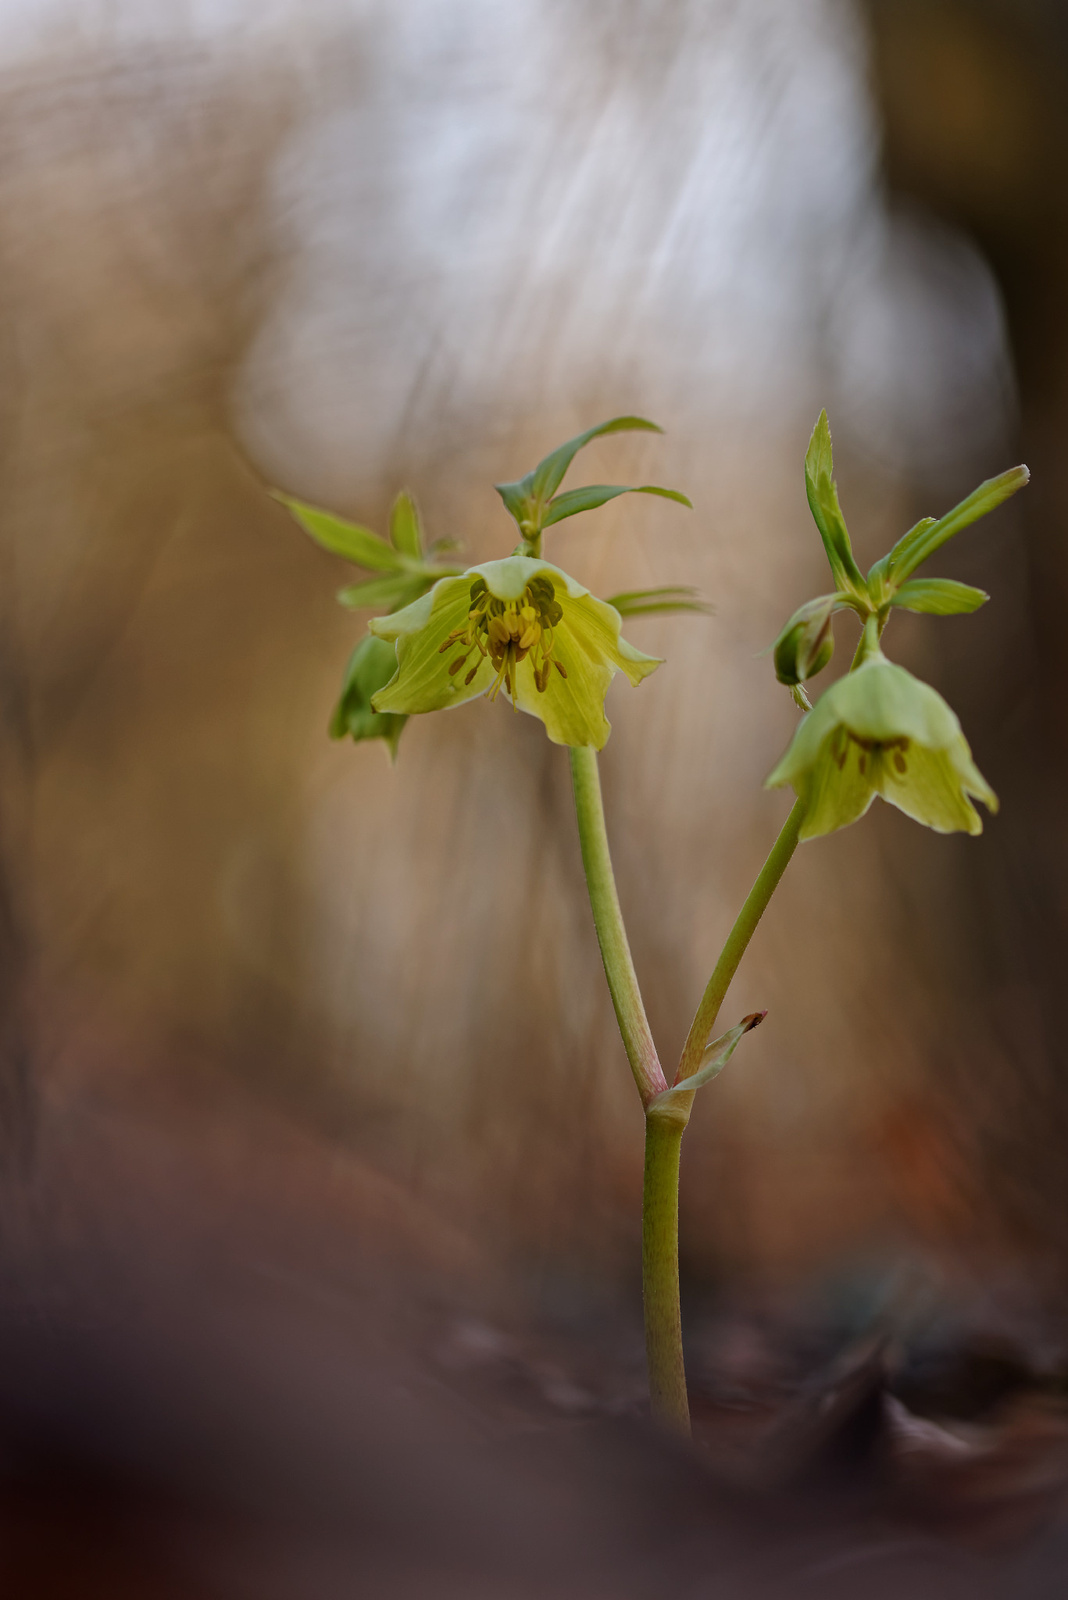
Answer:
[569,751,804,1437]
[569,747,667,1107]
[676,797,806,1083]
[643,1111,689,1434]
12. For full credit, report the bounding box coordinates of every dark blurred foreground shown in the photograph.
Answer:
[2,1061,1068,1598]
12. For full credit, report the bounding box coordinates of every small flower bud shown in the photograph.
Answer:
[773,596,836,687]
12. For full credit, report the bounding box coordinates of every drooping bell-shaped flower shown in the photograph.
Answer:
[766,653,998,839]
[369,555,660,750]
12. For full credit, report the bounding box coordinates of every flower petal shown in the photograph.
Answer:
[513,629,613,748]
[827,658,962,748]
[794,730,877,839]
[765,686,841,791]
[873,737,997,834]
[370,575,495,714]
[510,564,660,748]
[563,590,662,689]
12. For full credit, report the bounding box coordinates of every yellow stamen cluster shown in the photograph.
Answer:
[834,728,910,777]
[439,575,566,707]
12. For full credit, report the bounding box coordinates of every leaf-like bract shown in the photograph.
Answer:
[276,493,404,572]
[887,467,1029,582]
[647,1013,765,1118]
[803,412,866,595]
[337,573,437,611]
[530,416,663,503]
[494,416,666,532]
[606,586,709,618]
[541,482,692,528]
[889,578,989,616]
[389,491,423,560]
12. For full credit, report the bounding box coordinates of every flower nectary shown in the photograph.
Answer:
[828,725,910,779]
[439,574,566,704]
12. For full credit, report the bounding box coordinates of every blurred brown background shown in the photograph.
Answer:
[0,0,1064,1410]
[8,2,1068,1591]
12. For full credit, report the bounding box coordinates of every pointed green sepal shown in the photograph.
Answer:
[274,492,405,572]
[541,482,692,528]
[605,585,709,618]
[889,578,988,616]
[330,634,408,758]
[647,1013,766,1119]
[886,466,1029,583]
[804,412,867,596]
[766,654,998,838]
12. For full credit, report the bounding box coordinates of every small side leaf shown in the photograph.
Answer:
[889,578,989,616]
[330,634,407,759]
[337,572,437,611]
[804,412,867,595]
[275,492,404,572]
[887,466,1029,583]
[606,586,709,618]
[541,482,692,528]
[389,491,423,560]
[648,1012,766,1118]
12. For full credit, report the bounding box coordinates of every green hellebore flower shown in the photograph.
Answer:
[369,555,660,750]
[766,654,998,839]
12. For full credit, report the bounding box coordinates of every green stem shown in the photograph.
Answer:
[569,752,804,1435]
[569,747,687,1431]
[676,796,806,1083]
[569,746,667,1107]
[850,611,882,669]
[642,1111,689,1434]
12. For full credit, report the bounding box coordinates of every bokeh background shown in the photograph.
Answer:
[3,0,1068,1591]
